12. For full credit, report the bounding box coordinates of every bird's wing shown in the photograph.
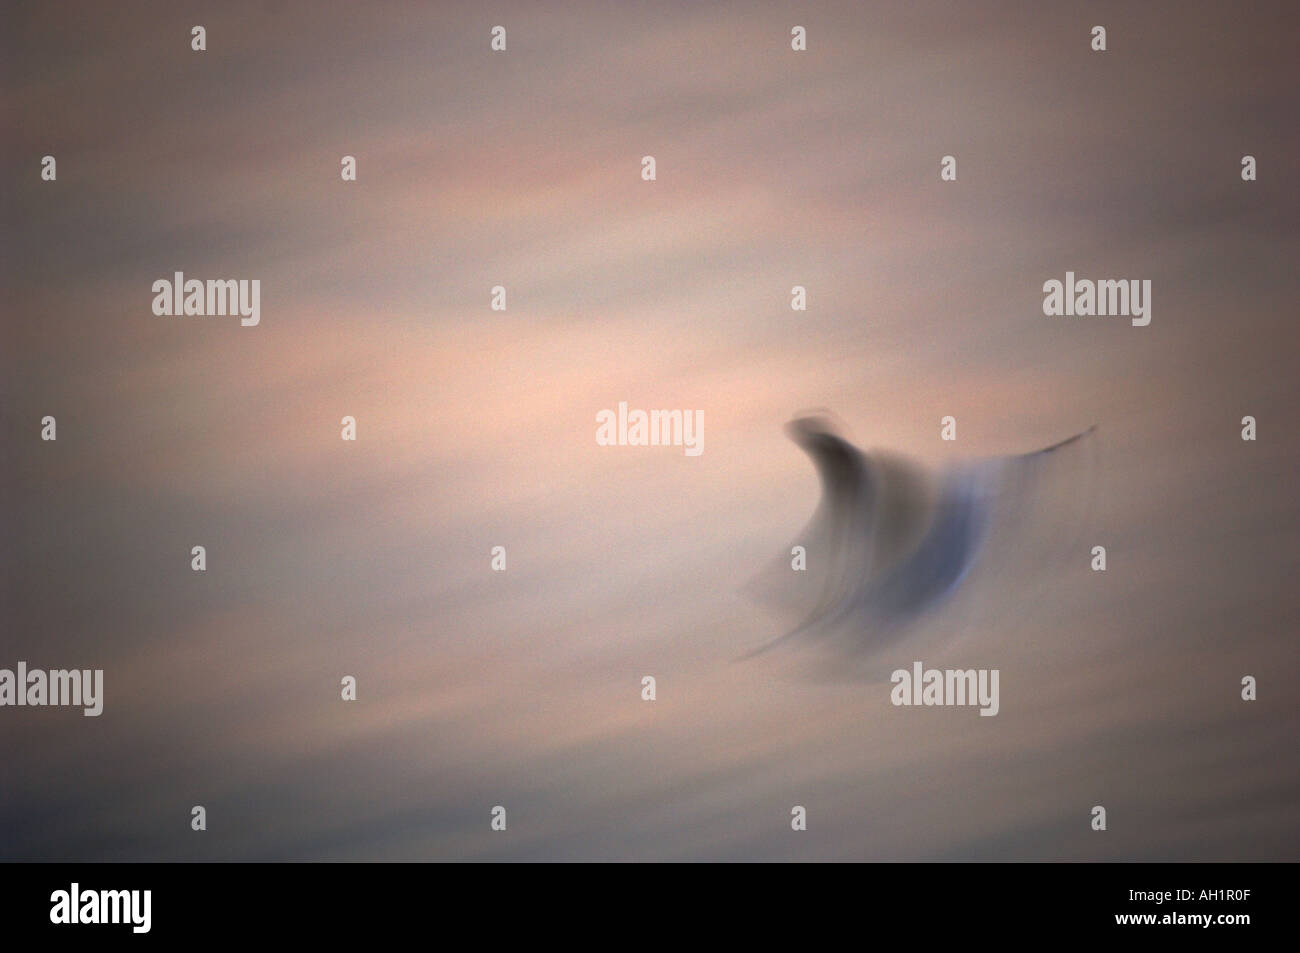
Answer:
[857,425,1100,624]
[740,421,874,639]
[741,418,933,657]
[850,424,1101,636]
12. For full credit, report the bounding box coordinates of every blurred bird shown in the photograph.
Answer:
[744,412,1097,660]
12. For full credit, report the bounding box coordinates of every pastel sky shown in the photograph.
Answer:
[3,0,1297,860]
